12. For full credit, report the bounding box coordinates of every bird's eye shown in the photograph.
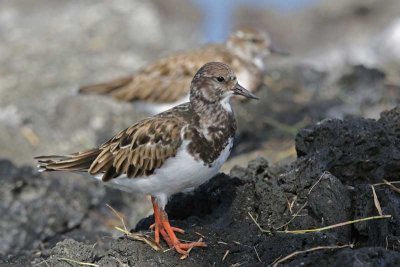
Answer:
[216,76,225,82]
[250,38,260,44]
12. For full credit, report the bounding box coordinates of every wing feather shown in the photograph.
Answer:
[90,116,185,180]
[36,111,188,182]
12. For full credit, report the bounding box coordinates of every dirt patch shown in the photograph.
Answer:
[2,107,400,266]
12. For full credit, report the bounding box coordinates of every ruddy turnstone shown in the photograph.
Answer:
[36,62,258,255]
[79,27,278,114]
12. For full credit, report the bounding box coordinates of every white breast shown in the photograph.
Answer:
[253,57,265,70]
[95,138,233,209]
[236,69,253,91]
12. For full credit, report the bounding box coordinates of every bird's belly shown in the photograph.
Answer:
[101,138,233,199]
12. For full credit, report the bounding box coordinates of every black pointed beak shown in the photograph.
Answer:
[232,83,259,100]
[270,45,290,56]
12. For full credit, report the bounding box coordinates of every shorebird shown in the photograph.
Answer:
[79,28,277,114]
[36,62,258,255]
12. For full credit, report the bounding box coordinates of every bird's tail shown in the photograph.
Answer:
[35,148,101,173]
[79,76,133,96]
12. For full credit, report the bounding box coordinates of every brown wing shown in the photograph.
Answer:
[36,149,101,172]
[36,116,186,182]
[78,45,228,103]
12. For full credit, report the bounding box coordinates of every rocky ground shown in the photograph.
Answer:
[2,106,400,266]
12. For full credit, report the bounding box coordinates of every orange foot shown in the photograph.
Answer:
[150,197,207,255]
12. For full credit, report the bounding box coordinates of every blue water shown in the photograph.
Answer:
[192,0,316,42]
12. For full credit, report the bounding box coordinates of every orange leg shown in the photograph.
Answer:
[150,197,207,255]
[151,197,175,247]
[150,224,185,234]
[151,197,161,245]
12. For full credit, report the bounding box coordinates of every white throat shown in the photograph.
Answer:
[220,94,233,113]
[253,57,265,70]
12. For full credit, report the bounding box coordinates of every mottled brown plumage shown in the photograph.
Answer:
[37,62,256,182]
[79,28,273,110]
[37,114,184,180]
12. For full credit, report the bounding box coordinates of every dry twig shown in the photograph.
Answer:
[271,244,353,266]
[308,172,328,195]
[254,246,262,262]
[195,231,205,238]
[373,180,400,186]
[106,204,127,232]
[222,250,230,261]
[285,215,391,234]
[274,202,308,230]
[106,204,160,251]
[57,257,99,267]
[248,212,391,234]
[383,179,400,194]
[34,259,50,267]
[371,185,383,216]
[287,196,297,214]
[114,226,160,251]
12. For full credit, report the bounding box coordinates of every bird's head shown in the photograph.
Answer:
[227,27,288,69]
[190,62,258,106]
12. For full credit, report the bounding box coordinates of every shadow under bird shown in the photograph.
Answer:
[36,62,258,255]
[79,27,281,114]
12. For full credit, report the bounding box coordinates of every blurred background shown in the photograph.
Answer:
[1,0,400,166]
[1,0,400,257]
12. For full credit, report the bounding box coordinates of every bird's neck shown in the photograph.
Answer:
[186,98,236,165]
[191,97,235,129]
[226,41,245,59]
[226,43,265,71]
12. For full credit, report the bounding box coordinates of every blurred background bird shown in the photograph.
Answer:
[79,27,285,114]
